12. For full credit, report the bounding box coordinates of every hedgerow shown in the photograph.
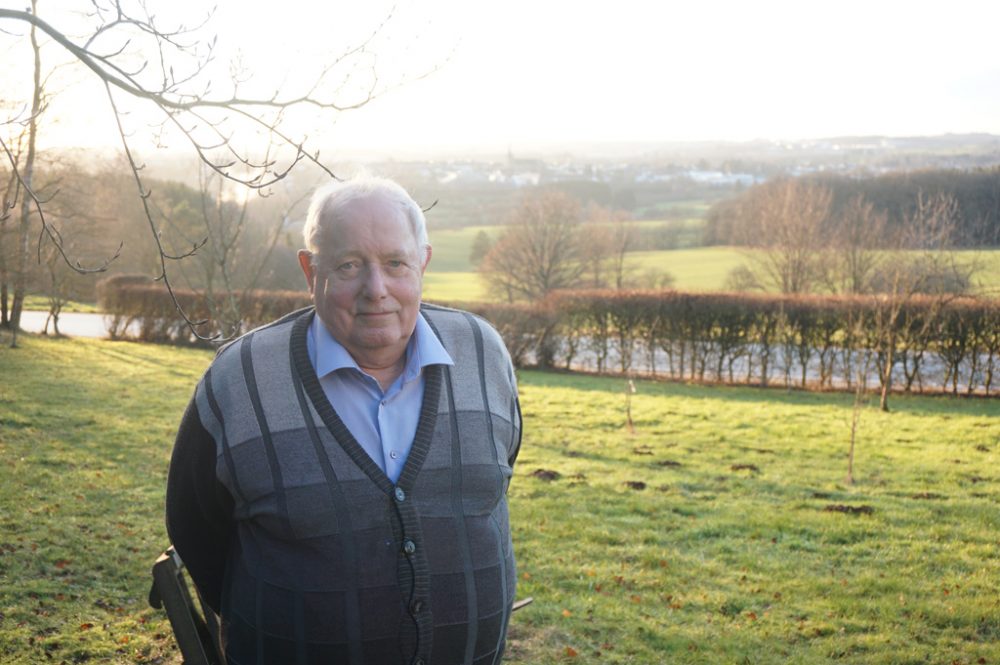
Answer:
[98,276,999,395]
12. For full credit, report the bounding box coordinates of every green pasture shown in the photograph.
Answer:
[422,246,749,299]
[427,224,505,272]
[625,247,748,291]
[425,241,1000,301]
[20,295,100,313]
[423,271,488,304]
[1,333,998,663]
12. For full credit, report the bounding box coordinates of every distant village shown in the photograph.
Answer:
[371,133,1000,192]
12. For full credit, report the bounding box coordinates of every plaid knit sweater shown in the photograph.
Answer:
[166,305,521,665]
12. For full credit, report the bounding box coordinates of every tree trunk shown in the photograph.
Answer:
[878,349,892,412]
[9,0,41,348]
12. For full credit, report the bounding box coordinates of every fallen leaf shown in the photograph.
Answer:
[747,611,758,621]
[564,646,578,657]
[630,595,642,604]
[562,609,572,618]
[79,623,93,631]
[55,560,70,569]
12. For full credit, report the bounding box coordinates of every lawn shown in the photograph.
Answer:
[1,334,998,663]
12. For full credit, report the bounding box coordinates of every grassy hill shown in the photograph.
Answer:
[2,333,998,663]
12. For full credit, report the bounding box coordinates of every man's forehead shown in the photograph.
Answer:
[314,206,418,257]
[324,192,404,223]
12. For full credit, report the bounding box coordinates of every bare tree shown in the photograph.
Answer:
[3,0,47,347]
[731,178,832,294]
[584,204,638,290]
[825,194,887,295]
[0,1,421,345]
[480,190,586,302]
[870,192,969,411]
[163,164,311,336]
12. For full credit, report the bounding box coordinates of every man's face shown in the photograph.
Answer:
[298,195,430,366]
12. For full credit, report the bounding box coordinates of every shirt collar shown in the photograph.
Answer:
[310,310,454,381]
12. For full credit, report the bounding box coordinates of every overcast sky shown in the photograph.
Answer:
[6,0,1000,156]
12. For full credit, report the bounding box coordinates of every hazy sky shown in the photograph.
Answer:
[6,0,1000,155]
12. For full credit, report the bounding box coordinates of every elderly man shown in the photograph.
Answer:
[166,176,522,665]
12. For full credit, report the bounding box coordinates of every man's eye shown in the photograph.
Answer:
[337,261,360,273]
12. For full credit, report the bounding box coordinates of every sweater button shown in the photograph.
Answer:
[410,599,424,614]
[394,487,406,502]
[402,539,416,555]
[412,659,424,665]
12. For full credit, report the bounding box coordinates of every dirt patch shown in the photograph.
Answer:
[656,460,682,468]
[823,504,874,515]
[975,444,991,452]
[730,464,760,473]
[530,469,561,481]
[632,446,654,456]
[811,491,832,500]
[910,492,944,500]
[623,481,647,491]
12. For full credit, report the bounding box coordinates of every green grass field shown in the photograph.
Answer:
[22,225,1000,309]
[424,240,1000,302]
[427,224,506,272]
[1,333,998,663]
[20,295,101,313]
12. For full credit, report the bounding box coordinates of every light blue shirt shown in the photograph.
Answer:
[306,312,454,483]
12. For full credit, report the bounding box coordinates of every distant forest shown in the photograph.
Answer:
[705,168,1000,247]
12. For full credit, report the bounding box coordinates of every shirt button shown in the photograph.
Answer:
[394,487,406,502]
[402,539,416,555]
[389,450,399,459]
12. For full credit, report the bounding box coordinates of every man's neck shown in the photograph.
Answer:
[356,352,407,392]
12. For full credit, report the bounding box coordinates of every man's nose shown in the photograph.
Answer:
[361,265,389,298]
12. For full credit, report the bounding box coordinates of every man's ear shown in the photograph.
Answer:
[297,250,315,293]
[420,245,432,275]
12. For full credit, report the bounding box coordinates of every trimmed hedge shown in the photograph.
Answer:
[98,276,1000,396]
[97,274,311,345]
[456,290,1000,396]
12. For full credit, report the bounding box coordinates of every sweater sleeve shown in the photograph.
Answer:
[508,396,523,469]
[165,394,234,614]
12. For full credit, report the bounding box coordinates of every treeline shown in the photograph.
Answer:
[2,157,310,314]
[706,168,1000,247]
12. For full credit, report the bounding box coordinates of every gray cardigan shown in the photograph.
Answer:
[166,304,522,665]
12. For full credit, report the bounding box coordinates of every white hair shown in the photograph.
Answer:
[302,176,428,257]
